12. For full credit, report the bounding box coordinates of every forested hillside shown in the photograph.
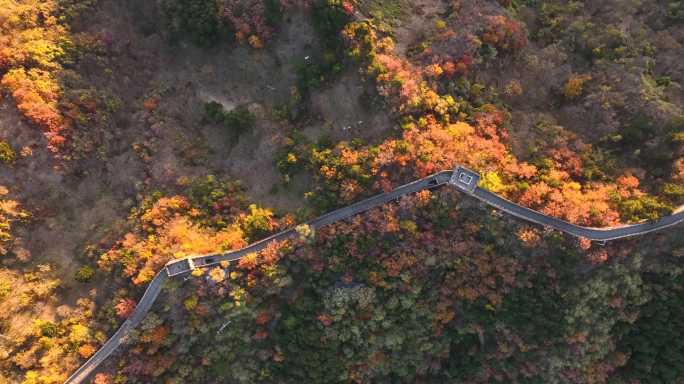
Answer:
[0,0,682,383]
[93,180,684,383]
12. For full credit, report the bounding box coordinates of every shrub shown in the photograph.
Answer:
[276,130,309,181]
[668,0,684,20]
[618,196,672,222]
[74,265,95,283]
[203,101,226,122]
[78,344,96,358]
[161,0,229,46]
[36,320,59,337]
[223,105,256,135]
[481,15,527,52]
[621,115,652,145]
[0,280,11,299]
[58,0,98,21]
[504,79,523,96]
[672,131,684,144]
[221,0,286,45]
[240,204,276,240]
[0,141,15,164]
[203,102,255,139]
[264,0,284,26]
[294,0,352,92]
[664,183,684,201]
[563,73,591,99]
[116,298,137,319]
[311,0,352,45]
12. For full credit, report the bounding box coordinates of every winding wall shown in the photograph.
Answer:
[64,167,684,384]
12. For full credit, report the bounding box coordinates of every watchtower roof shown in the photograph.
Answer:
[165,258,192,277]
[449,166,480,193]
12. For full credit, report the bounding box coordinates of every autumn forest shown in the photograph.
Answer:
[1,0,684,383]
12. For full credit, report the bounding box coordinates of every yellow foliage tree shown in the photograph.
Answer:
[0,0,73,151]
[0,185,28,255]
[100,196,248,285]
[563,73,592,99]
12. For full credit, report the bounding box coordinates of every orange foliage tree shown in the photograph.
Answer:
[219,0,307,47]
[317,20,667,226]
[98,178,283,285]
[1,68,67,149]
[0,0,73,152]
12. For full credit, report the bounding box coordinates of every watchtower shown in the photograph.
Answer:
[449,166,480,194]
[165,258,194,277]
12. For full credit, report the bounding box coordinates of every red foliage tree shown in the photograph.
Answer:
[93,373,112,384]
[481,15,528,52]
[115,298,137,319]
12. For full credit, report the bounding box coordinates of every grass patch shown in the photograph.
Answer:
[356,0,410,29]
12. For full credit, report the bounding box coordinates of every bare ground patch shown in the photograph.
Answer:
[0,98,140,303]
[0,0,402,288]
[303,68,396,144]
